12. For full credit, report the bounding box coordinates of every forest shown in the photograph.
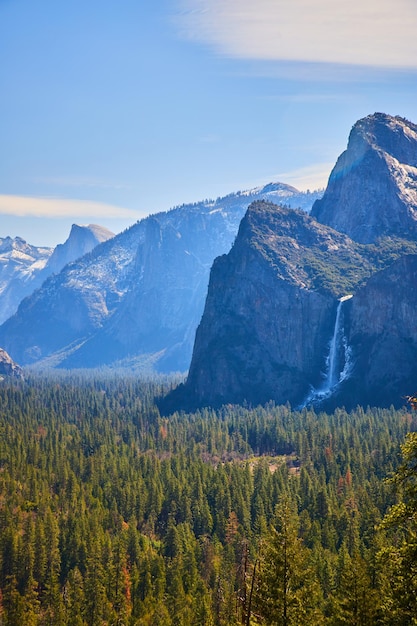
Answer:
[0,372,416,625]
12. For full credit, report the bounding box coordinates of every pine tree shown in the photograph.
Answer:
[254,497,324,626]
[377,431,417,624]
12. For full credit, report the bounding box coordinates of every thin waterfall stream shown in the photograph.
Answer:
[301,294,353,407]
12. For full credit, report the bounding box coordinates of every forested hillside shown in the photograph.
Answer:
[0,374,416,624]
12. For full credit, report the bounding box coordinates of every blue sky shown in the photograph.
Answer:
[1,0,417,246]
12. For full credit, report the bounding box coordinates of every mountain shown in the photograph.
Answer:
[0,237,53,325]
[165,200,417,412]
[0,184,322,371]
[339,254,417,408]
[165,113,417,412]
[0,347,23,380]
[311,113,417,243]
[44,223,114,276]
[0,224,114,325]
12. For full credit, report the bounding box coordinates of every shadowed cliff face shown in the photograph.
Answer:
[165,195,417,413]
[184,255,335,409]
[166,201,387,412]
[311,113,417,243]
[334,254,417,409]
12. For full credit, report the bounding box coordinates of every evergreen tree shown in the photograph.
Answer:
[254,497,324,625]
[378,431,417,624]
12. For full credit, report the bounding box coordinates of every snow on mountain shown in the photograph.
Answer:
[0,183,322,371]
[0,224,115,325]
[42,223,114,277]
[0,237,53,324]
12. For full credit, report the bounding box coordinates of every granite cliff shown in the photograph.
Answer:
[337,254,417,408]
[167,113,417,412]
[166,200,417,411]
[311,113,417,243]
[44,224,114,277]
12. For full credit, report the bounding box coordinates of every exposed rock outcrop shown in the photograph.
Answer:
[0,347,23,379]
[311,113,417,243]
[336,254,417,408]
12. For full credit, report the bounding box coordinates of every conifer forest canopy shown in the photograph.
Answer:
[0,373,417,624]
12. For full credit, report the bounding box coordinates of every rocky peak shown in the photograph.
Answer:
[0,235,51,260]
[235,201,373,297]
[45,223,115,275]
[350,113,417,166]
[311,113,417,243]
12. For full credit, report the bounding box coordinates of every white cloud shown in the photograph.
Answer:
[0,195,143,220]
[273,162,333,191]
[176,0,417,69]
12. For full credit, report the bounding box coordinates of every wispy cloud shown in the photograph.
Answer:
[176,0,417,69]
[272,163,333,191]
[0,195,143,220]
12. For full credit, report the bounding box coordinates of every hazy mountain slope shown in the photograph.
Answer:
[0,183,322,370]
[0,237,53,324]
[0,224,114,325]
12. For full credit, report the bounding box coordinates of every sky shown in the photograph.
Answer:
[1,0,417,247]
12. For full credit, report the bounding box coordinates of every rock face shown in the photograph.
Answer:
[0,237,53,324]
[311,113,417,243]
[167,113,417,412]
[44,224,114,277]
[0,183,321,371]
[0,347,23,379]
[338,254,417,408]
[0,225,114,325]
[167,201,414,411]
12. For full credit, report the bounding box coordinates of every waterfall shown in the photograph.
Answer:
[301,294,352,407]
[327,299,343,389]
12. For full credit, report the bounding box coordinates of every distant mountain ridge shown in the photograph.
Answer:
[0,183,322,371]
[0,236,53,325]
[45,223,114,276]
[0,224,114,325]
[165,112,417,412]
